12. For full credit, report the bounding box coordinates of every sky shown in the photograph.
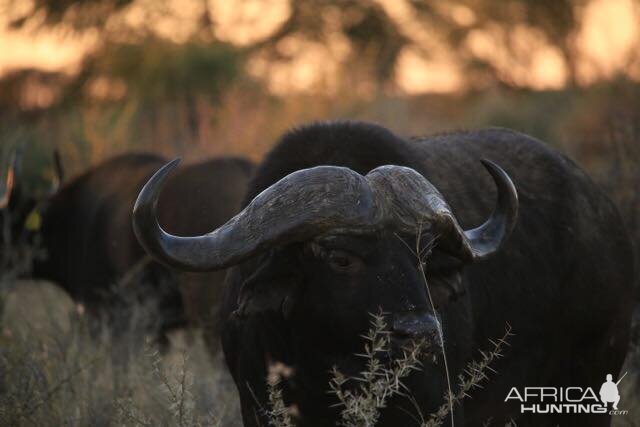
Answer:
[0,0,638,94]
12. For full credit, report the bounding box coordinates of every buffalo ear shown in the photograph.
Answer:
[235,250,302,319]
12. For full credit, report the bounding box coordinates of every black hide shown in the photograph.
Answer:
[218,122,633,426]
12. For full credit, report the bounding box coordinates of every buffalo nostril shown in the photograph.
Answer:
[392,311,441,344]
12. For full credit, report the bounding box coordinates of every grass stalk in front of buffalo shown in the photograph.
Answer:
[414,222,455,426]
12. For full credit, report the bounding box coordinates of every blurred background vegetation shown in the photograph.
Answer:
[0,0,638,172]
[1,0,638,251]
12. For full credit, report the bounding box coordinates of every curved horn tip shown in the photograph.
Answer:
[460,158,519,262]
[164,157,182,171]
[132,158,185,269]
[133,158,181,215]
[479,158,518,202]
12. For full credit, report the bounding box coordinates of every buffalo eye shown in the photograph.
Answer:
[327,249,363,274]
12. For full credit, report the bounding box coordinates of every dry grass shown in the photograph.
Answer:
[420,324,514,427]
[0,279,242,427]
[264,311,512,427]
[265,366,296,427]
[328,311,427,427]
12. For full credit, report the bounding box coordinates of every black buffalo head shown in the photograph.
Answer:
[132,159,518,422]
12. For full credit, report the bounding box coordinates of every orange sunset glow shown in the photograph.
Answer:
[1,0,638,94]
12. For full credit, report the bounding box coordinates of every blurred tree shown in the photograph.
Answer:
[6,0,134,30]
[248,1,408,84]
[439,0,589,86]
[56,38,248,161]
[3,0,640,165]
[67,39,241,103]
[0,32,249,169]
[4,0,620,89]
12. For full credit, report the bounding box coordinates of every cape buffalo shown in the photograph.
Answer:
[133,121,634,426]
[2,152,253,347]
[0,148,62,272]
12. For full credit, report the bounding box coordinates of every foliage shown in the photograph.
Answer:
[6,0,135,31]
[6,0,637,88]
[328,311,426,427]
[265,311,511,427]
[71,38,244,104]
[422,325,514,427]
[0,37,249,173]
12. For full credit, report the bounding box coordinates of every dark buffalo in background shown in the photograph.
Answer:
[134,121,634,426]
[0,148,62,273]
[1,152,254,348]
